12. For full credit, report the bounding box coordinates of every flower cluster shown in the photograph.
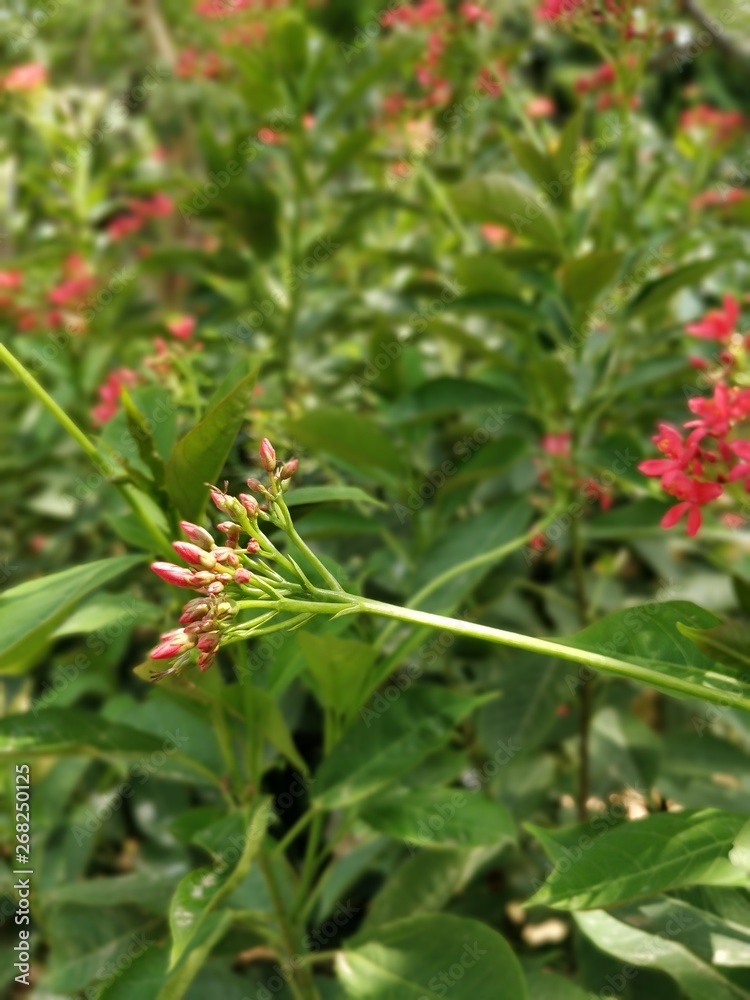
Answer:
[640,295,750,536]
[148,439,306,679]
[107,193,174,243]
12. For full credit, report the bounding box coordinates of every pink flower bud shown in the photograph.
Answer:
[197,652,216,672]
[280,459,298,480]
[213,547,240,567]
[259,438,276,472]
[234,568,252,584]
[172,541,217,569]
[206,581,224,594]
[245,477,264,492]
[180,521,214,551]
[239,493,259,516]
[179,598,210,624]
[151,562,196,587]
[150,629,195,660]
[246,539,260,554]
[197,632,220,653]
[216,521,241,547]
[210,488,232,514]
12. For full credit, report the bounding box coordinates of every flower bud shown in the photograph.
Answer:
[280,458,298,480]
[151,562,196,588]
[215,600,236,619]
[217,521,241,547]
[172,541,217,569]
[197,652,216,672]
[234,568,252,584]
[179,521,214,551]
[246,477,264,492]
[259,438,276,472]
[197,632,221,653]
[150,629,195,660]
[179,598,211,624]
[206,581,225,594]
[246,538,260,554]
[238,493,259,516]
[213,547,240,567]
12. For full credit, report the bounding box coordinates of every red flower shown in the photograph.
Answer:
[4,63,46,91]
[685,295,740,342]
[536,0,585,21]
[659,472,722,537]
[638,423,703,480]
[542,432,571,456]
[166,314,196,340]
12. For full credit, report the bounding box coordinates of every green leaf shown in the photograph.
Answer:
[452,173,564,252]
[558,601,750,710]
[627,255,736,317]
[575,908,750,1000]
[336,914,527,999]
[527,809,749,910]
[677,620,750,672]
[411,498,534,614]
[0,708,172,758]
[360,786,516,849]
[298,630,377,713]
[168,799,270,968]
[0,555,143,674]
[386,377,513,423]
[164,370,256,521]
[363,846,500,929]
[159,912,235,1000]
[729,819,750,874]
[241,685,308,775]
[284,485,385,508]
[525,971,589,1000]
[288,407,402,486]
[561,250,624,306]
[314,686,493,810]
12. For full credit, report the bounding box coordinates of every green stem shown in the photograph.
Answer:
[277,497,344,593]
[258,852,318,1000]
[570,517,592,821]
[0,342,172,556]
[349,597,750,711]
[374,511,563,653]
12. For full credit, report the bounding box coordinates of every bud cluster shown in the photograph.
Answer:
[148,439,302,679]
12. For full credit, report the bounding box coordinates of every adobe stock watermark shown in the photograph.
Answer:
[560,244,673,361]
[350,279,465,391]
[26,266,136,373]
[179,108,294,222]
[406,738,522,854]
[360,632,455,727]
[393,405,509,522]
[223,234,341,348]
[71,730,189,844]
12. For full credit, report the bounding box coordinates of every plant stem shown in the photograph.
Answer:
[0,342,173,556]
[343,596,750,710]
[277,498,344,593]
[258,852,318,1000]
[570,517,592,821]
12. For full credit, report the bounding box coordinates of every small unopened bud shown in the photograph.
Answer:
[172,541,217,569]
[197,652,216,672]
[280,458,298,480]
[217,521,241,547]
[214,547,240,567]
[239,493,260,516]
[151,562,196,588]
[179,598,211,624]
[246,538,260,554]
[215,600,236,619]
[234,568,252,584]
[206,581,224,594]
[197,632,221,653]
[179,521,214,551]
[245,477,264,492]
[259,438,276,473]
[150,629,195,660]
